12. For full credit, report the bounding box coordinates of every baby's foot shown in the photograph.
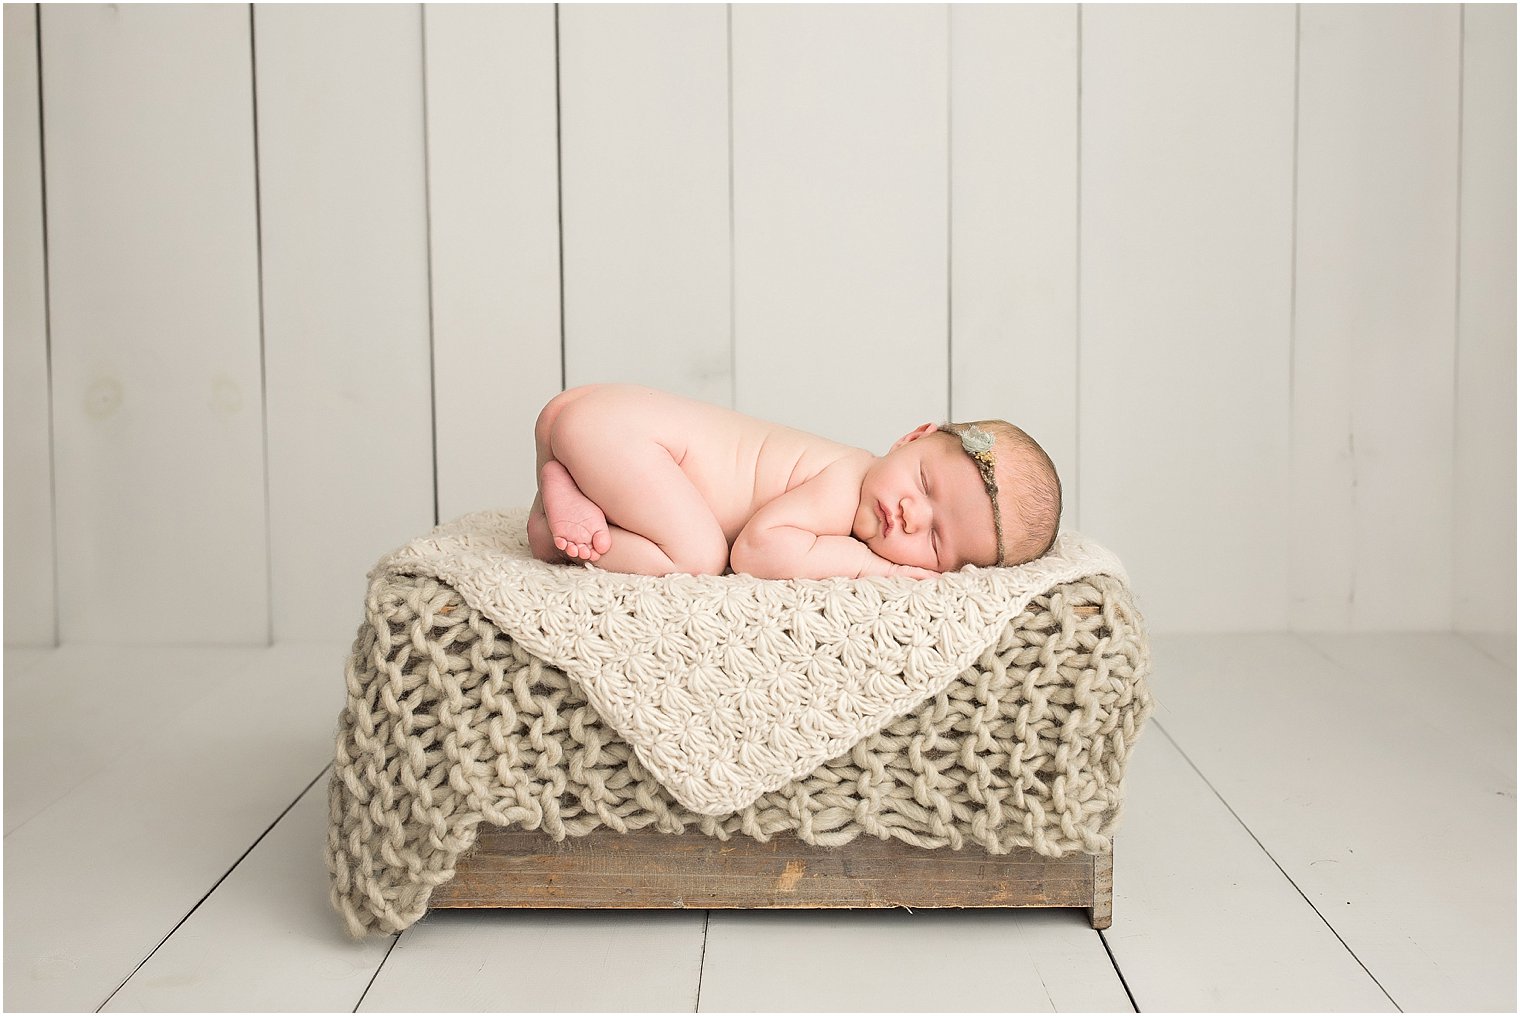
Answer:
[539,460,612,562]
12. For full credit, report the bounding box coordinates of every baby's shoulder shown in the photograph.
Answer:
[786,438,871,488]
[742,421,863,495]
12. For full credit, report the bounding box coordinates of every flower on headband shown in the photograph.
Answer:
[960,425,994,455]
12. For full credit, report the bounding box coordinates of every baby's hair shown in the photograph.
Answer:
[950,419,1062,565]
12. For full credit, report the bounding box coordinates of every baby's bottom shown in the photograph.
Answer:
[527,386,730,576]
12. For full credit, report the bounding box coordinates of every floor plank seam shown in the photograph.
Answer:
[93,762,335,1012]
[1148,716,1405,1012]
[693,910,710,1012]
[6,771,97,842]
[353,931,403,1012]
[1457,630,1515,669]
[1097,927,1139,1013]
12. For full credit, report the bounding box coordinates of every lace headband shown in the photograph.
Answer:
[937,423,1007,567]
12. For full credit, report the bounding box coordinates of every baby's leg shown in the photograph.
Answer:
[528,386,611,563]
[547,397,729,576]
[540,459,609,560]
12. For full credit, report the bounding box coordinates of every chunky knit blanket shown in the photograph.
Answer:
[328,520,1154,937]
[370,508,1132,816]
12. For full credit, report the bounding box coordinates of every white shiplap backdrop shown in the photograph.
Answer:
[3,3,1514,647]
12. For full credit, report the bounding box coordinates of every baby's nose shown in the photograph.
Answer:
[901,497,924,533]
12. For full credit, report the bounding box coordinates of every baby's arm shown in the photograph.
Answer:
[729,460,930,580]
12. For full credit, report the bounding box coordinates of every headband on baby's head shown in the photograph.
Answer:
[936,423,1007,567]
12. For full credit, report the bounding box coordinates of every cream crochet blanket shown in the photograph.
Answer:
[374,508,1129,816]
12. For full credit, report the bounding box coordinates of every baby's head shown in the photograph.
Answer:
[852,418,1062,572]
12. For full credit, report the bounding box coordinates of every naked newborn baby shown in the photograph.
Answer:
[527,384,1062,580]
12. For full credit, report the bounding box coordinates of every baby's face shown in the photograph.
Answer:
[851,425,1005,571]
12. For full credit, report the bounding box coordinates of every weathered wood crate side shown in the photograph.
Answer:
[431,829,1114,929]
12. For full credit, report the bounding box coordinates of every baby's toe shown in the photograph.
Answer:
[592,530,611,555]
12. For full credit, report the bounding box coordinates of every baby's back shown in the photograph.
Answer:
[577,384,864,545]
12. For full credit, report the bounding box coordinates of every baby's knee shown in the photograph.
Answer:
[667,537,729,577]
[547,392,622,464]
[535,384,606,449]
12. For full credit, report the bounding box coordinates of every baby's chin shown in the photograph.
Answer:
[851,503,875,544]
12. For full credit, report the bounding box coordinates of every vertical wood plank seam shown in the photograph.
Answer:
[249,3,274,646]
[1289,4,1300,628]
[727,4,736,410]
[34,3,61,647]
[554,3,566,394]
[1451,4,1465,631]
[1341,10,1357,614]
[1074,3,1083,534]
[945,5,953,422]
[420,3,440,527]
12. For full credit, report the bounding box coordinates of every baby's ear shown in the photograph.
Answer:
[889,422,937,452]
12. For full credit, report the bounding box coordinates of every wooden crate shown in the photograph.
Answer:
[430,828,1113,929]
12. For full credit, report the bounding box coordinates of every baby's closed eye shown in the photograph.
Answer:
[919,467,941,561]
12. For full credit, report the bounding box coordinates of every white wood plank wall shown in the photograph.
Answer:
[950,4,1080,529]
[3,4,53,646]
[559,3,731,402]
[3,3,1513,646]
[1456,3,1517,633]
[425,3,561,522]
[39,4,268,645]
[1294,4,1462,631]
[1082,4,1297,631]
[254,4,434,642]
[733,3,949,450]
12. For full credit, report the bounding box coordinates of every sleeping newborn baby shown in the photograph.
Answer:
[527,383,1062,580]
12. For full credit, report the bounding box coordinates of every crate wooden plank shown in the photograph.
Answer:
[102,770,391,1013]
[432,828,1100,916]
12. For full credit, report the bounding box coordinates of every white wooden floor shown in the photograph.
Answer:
[3,632,1514,1012]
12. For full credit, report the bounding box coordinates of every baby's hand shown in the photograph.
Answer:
[889,564,940,581]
